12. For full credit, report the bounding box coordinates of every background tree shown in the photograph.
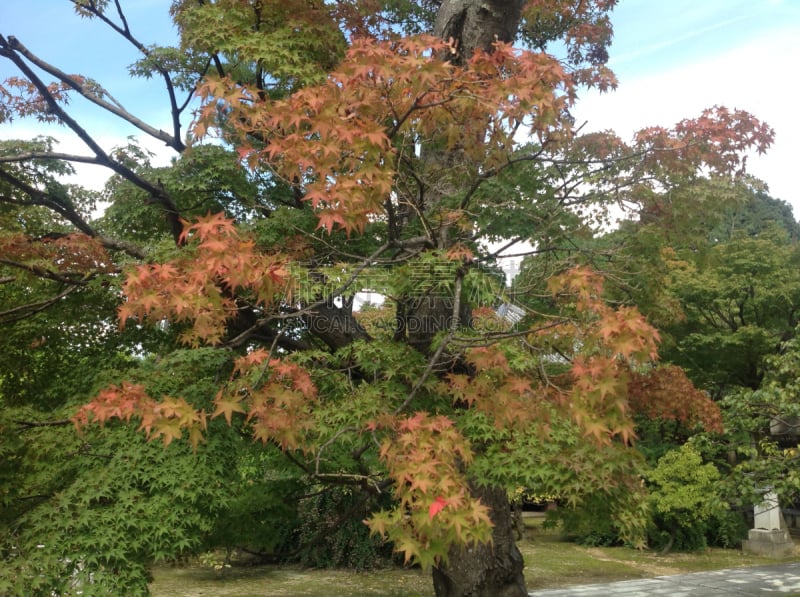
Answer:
[601,184,800,537]
[605,186,800,501]
[507,152,800,551]
[0,1,773,595]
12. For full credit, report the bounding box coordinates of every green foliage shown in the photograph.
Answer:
[206,447,304,556]
[0,137,99,224]
[172,0,346,91]
[0,421,235,596]
[645,444,729,552]
[549,488,649,548]
[471,150,590,247]
[99,144,258,244]
[719,333,800,505]
[128,44,210,92]
[706,509,749,549]
[647,444,724,518]
[663,226,800,391]
[470,412,650,548]
[708,189,800,242]
[0,346,240,595]
[583,184,800,550]
[633,418,688,466]
[372,0,440,35]
[0,275,138,410]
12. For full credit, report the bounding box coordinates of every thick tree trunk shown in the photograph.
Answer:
[434,0,525,63]
[432,483,527,597]
[303,296,371,351]
[425,3,529,595]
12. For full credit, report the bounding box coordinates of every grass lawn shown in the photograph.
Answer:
[150,516,799,596]
[521,516,796,591]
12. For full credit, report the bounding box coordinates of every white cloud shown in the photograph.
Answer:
[572,27,798,212]
[0,123,177,191]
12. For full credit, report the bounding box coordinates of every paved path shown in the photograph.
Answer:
[528,562,800,596]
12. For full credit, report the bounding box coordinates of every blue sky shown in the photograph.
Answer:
[606,0,789,76]
[1,0,799,211]
[0,1,180,136]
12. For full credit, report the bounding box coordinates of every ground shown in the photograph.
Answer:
[150,515,798,596]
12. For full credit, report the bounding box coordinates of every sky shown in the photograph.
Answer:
[1,0,799,213]
[572,0,800,212]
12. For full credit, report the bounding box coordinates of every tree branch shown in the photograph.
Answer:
[0,168,96,236]
[0,152,102,166]
[0,171,146,259]
[0,258,94,286]
[0,285,80,324]
[0,35,184,244]
[68,0,188,149]
[4,35,184,152]
[393,268,464,415]
[224,242,392,348]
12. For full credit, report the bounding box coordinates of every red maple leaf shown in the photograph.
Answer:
[429,495,447,520]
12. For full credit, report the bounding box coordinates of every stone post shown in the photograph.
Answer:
[742,489,795,557]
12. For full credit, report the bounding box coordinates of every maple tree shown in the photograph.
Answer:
[0,1,776,595]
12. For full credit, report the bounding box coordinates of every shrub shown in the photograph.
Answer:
[291,487,392,570]
[544,478,650,548]
[645,443,729,552]
[549,494,626,547]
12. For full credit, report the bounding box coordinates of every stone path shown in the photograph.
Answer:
[528,562,800,596]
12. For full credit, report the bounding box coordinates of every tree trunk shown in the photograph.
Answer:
[434,0,526,64]
[303,296,371,351]
[423,4,529,596]
[432,483,527,597]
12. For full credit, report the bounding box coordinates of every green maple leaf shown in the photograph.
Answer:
[153,419,183,447]
[395,536,421,564]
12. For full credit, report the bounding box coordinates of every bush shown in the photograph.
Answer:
[706,509,749,549]
[291,487,392,570]
[549,496,626,547]
[645,443,730,552]
[544,479,650,548]
[648,515,708,551]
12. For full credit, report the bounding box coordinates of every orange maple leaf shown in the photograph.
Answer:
[506,376,532,396]
[445,243,474,262]
[234,349,271,374]
[400,412,427,432]
[212,393,247,425]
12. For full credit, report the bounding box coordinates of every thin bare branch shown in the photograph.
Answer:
[0,168,96,237]
[393,268,464,416]
[4,35,184,151]
[67,0,188,148]
[0,152,102,166]
[0,35,184,244]
[0,258,93,286]
[0,285,80,324]
[224,242,392,348]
